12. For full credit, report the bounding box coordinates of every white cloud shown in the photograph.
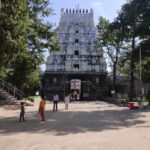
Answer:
[91,0,107,24]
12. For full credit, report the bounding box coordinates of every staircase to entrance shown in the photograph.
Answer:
[0,79,25,104]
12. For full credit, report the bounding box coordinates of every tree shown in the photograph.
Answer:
[0,0,54,94]
[48,27,60,53]
[7,52,34,87]
[0,1,29,69]
[115,1,140,100]
[115,0,150,100]
[97,17,123,92]
[135,0,150,83]
[27,0,53,64]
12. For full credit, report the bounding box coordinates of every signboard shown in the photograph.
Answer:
[35,91,39,96]
[111,90,115,95]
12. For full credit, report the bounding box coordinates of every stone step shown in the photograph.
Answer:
[0,88,17,101]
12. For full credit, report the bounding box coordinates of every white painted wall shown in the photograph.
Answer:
[46,9,107,73]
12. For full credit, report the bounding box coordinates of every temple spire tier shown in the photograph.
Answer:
[46,8,107,73]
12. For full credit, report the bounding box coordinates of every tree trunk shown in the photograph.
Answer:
[130,60,135,101]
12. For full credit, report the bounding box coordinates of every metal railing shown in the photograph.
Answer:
[0,79,25,100]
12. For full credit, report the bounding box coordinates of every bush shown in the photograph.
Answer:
[28,97,34,102]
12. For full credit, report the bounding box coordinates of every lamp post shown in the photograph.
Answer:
[139,45,143,108]
[139,45,142,93]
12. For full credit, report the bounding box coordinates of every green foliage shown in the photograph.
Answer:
[113,0,150,100]
[0,67,8,80]
[0,0,54,94]
[48,28,60,53]
[7,51,42,95]
[117,0,150,83]
[96,0,150,99]
[27,0,53,64]
[8,52,38,87]
[97,17,110,46]
[97,17,123,91]
[0,1,29,68]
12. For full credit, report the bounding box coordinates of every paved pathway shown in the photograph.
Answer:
[0,101,150,150]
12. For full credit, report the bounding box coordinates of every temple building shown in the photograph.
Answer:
[41,8,107,100]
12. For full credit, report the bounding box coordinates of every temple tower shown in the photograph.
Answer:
[42,8,107,100]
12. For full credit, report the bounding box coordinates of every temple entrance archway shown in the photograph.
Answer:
[70,79,81,100]
[64,78,93,100]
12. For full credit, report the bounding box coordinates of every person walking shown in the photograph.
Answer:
[53,94,59,111]
[38,95,46,122]
[19,102,25,122]
[64,94,70,110]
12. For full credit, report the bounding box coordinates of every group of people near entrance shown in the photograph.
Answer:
[19,93,71,122]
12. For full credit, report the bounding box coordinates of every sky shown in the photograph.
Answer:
[41,0,127,71]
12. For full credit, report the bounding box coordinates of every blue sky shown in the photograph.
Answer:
[41,0,126,71]
[49,0,126,25]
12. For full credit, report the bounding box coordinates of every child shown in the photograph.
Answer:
[38,95,46,122]
[19,102,25,122]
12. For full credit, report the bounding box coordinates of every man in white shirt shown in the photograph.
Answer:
[53,94,59,111]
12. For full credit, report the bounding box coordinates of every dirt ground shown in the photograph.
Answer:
[0,101,150,150]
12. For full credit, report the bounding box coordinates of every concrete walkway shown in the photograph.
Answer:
[0,101,150,150]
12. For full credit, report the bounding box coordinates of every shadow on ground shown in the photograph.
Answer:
[0,105,148,136]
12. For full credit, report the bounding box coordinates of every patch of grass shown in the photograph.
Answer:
[26,96,40,102]
[29,96,40,99]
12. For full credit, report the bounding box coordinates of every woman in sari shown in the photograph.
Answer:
[38,95,46,122]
